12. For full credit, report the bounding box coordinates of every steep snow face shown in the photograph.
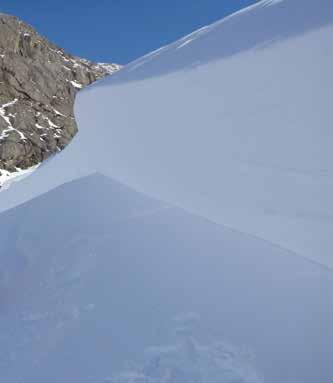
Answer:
[1,1,333,380]
[74,0,333,267]
[94,0,333,84]
[0,0,332,269]
[1,174,333,383]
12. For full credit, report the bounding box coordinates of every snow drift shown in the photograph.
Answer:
[76,0,333,267]
[0,0,333,381]
[0,0,332,268]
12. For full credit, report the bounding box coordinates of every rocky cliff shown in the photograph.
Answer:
[0,13,120,186]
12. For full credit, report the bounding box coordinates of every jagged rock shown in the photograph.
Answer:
[0,13,120,179]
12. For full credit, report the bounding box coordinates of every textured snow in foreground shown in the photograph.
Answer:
[1,174,333,383]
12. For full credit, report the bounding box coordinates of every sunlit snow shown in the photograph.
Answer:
[0,0,332,381]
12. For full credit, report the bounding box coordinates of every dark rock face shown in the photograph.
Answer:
[0,13,120,175]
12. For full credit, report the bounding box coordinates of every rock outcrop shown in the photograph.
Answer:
[0,13,120,184]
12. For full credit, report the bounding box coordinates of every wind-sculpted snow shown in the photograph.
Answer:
[1,174,333,383]
[0,0,331,269]
[97,0,333,83]
[0,0,332,269]
[73,0,333,268]
[0,0,332,381]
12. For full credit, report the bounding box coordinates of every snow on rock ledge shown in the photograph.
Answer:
[0,12,120,176]
[0,164,39,190]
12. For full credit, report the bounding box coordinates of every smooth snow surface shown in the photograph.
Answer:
[82,0,333,267]
[1,174,333,383]
[0,0,332,269]
[0,0,333,381]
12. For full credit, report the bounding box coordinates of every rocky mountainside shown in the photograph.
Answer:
[0,13,120,185]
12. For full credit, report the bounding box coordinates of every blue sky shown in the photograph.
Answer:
[0,0,257,64]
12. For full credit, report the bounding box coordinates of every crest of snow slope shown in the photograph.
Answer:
[0,2,333,380]
[75,0,333,267]
[0,0,333,268]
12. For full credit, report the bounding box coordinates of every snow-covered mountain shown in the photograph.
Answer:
[0,0,332,267]
[0,1,332,380]
[0,13,120,188]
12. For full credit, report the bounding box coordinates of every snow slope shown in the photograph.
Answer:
[0,0,331,267]
[1,174,333,383]
[0,1,333,380]
[75,0,333,267]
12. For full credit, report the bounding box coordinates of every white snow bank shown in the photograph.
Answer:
[75,0,333,266]
[0,0,332,268]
